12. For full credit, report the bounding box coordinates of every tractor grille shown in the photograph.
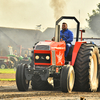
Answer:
[52,50,56,65]
[35,45,50,50]
[35,53,51,63]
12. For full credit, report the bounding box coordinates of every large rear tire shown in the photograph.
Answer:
[60,65,75,93]
[10,57,18,68]
[97,56,100,91]
[0,63,7,69]
[74,43,100,92]
[16,64,29,91]
[31,74,53,90]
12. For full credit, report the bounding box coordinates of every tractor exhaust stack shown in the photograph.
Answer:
[55,25,60,42]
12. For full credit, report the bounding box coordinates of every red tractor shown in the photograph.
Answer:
[16,16,100,92]
[0,56,12,69]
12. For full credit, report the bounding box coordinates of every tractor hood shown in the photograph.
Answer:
[34,40,66,66]
[35,40,66,51]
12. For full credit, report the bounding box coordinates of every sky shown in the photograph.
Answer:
[0,0,100,31]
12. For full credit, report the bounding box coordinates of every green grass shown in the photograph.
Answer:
[0,69,16,74]
[0,79,15,81]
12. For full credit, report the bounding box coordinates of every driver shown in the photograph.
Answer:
[23,54,29,61]
[52,22,73,58]
[60,22,73,57]
[13,50,17,56]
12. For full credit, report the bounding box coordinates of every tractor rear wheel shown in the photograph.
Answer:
[60,65,75,93]
[31,74,53,90]
[97,55,100,91]
[16,64,29,91]
[74,43,100,92]
[10,57,18,68]
[0,63,7,69]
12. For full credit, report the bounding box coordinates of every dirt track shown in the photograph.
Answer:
[0,73,15,79]
[0,81,100,100]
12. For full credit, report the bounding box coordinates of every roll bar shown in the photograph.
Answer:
[55,16,80,42]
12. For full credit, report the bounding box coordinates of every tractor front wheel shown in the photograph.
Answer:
[60,65,75,93]
[16,64,29,91]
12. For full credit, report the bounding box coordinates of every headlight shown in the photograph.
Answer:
[35,55,39,60]
[46,56,50,60]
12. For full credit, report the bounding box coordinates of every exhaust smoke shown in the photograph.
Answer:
[50,0,69,20]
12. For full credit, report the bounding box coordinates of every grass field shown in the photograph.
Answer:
[0,69,16,74]
[0,79,15,81]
